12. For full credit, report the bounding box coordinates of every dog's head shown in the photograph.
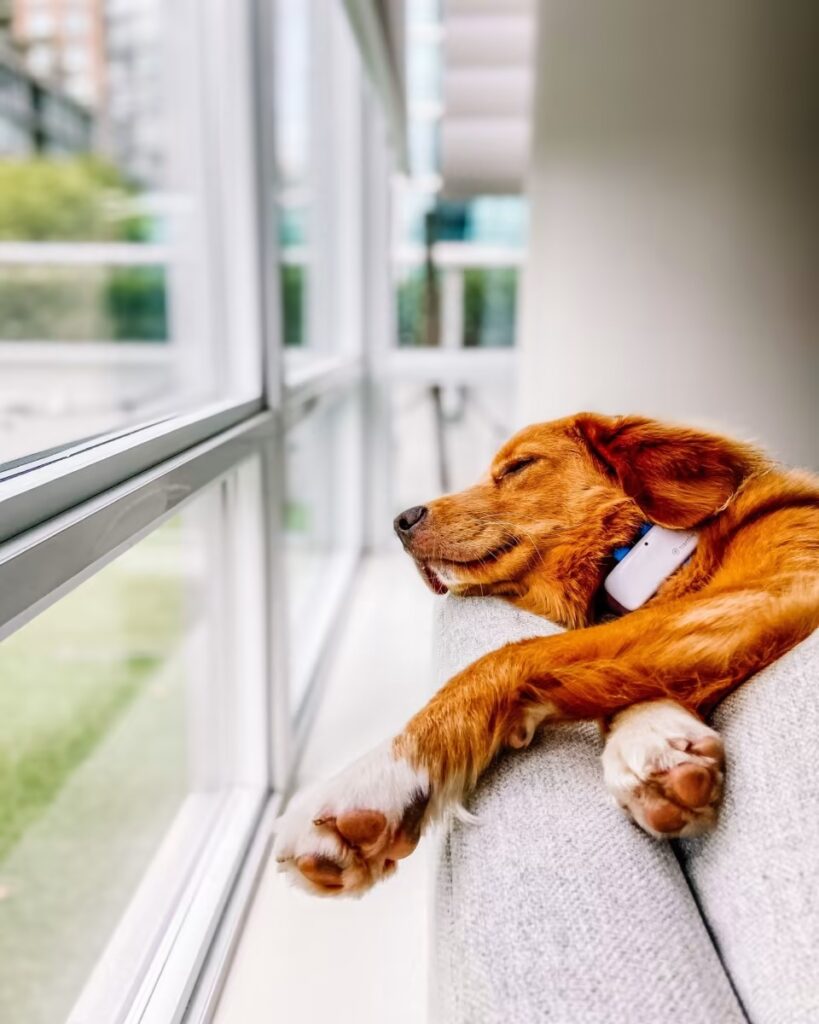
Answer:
[394,412,760,613]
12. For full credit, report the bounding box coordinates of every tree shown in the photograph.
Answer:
[0,157,166,341]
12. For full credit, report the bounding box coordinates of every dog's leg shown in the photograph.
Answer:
[601,700,725,837]
[274,585,814,894]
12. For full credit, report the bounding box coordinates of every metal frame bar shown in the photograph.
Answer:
[0,396,264,546]
[252,0,285,412]
[181,795,282,1022]
[0,409,274,645]
[342,0,408,171]
[129,790,265,1024]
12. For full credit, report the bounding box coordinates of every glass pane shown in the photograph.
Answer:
[0,2,259,470]
[390,380,514,513]
[396,264,437,348]
[285,394,361,709]
[395,264,518,349]
[274,0,364,376]
[0,465,267,1024]
[274,0,311,351]
[0,264,167,343]
[463,267,518,348]
[396,0,527,352]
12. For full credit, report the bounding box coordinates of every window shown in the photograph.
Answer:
[385,0,524,514]
[0,0,262,471]
[0,467,267,1024]
[0,0,390,1019]
[269,0,369,721]
[273,0,312,352]
[273,0,365,380]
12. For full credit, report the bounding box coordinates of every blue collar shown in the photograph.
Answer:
[611,521,652,563]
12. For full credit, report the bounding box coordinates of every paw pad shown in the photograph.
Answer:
[602,702,726,840]
[272,748,431,896]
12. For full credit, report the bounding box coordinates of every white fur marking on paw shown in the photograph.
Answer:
[272,743,429,897]
[602,700,724,839]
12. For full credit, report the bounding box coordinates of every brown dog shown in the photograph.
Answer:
[274,413,819,895]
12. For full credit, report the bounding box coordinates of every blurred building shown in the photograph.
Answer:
[102,0,163,185]
[9,0,105,109]
[0,37,92,154]
[4,0,164,185]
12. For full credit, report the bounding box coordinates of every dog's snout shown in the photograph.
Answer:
[394,505,428,536]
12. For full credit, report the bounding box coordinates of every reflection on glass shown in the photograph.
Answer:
[0,477,262,1024]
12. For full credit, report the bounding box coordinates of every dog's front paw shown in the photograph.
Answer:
[602,700,725,838]
[272,744,430,897]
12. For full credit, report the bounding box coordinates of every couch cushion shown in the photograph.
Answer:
[679,629,819,1024]
[432,596,747,1024]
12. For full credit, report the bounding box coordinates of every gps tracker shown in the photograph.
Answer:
[604,525,698,612]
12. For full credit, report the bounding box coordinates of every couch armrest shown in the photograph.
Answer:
[432,596,745,1024]
[679,628,819,1024]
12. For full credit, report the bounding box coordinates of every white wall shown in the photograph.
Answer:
[519,0,818,468]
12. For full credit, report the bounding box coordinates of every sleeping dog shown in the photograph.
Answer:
[274,413,819,895]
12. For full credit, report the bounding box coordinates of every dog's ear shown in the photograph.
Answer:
[575,413,760,528]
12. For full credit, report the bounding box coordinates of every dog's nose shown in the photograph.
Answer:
[394,505,428,535]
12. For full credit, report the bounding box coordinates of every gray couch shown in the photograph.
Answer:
[432,597,819,1024]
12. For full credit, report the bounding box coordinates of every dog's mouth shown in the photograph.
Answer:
[417,562,449,595]
[414,538,521,595]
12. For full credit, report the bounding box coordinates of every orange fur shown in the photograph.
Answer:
[394,413,819,800]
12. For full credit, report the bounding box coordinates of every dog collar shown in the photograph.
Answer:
[611,521,652,564]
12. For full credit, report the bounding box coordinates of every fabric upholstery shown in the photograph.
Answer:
[432,596,748,1024]
[678,629,819,1024]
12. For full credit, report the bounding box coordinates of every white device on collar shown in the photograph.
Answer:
[604,525,698,612]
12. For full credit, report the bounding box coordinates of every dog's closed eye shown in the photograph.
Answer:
[500,457,538,480]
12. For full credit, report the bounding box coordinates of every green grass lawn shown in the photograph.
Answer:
[0,522,186,863]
